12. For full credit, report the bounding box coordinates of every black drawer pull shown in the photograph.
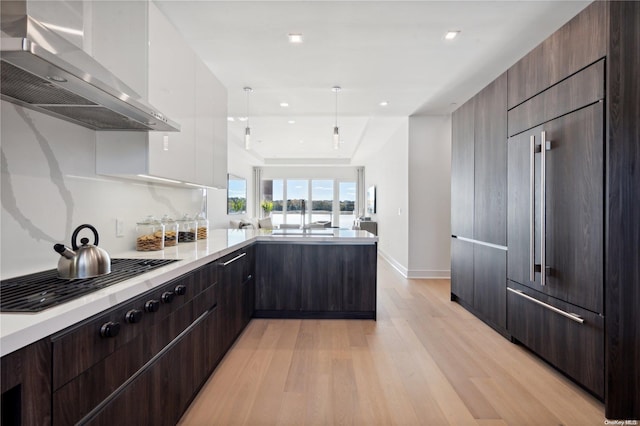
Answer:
[161,291,175,303]
[145,299,160,312]
[99,321,121,338]
[125,309,143,324]
[508,287,584,324]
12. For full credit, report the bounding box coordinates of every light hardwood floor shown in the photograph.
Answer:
[179,257,604,425]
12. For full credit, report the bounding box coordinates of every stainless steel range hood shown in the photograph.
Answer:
[0,1,180,131]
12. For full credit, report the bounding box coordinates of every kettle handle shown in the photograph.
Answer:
[72,224,99,250]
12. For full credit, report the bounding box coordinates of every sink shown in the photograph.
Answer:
[270,229,335,237]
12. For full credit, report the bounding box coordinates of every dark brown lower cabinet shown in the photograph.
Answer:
[0,339,51,426]
[451,238,507,334]
[450,237,474,305]
[218,248,253,353]
[255,243,377,319]
[48,261,218,426]
[507,281,604,398]
[473,245,506,331]
[254,243,303,312]
[80,306,218,426]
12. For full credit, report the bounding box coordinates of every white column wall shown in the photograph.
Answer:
[360,119,410,274]
[408,115,452,278]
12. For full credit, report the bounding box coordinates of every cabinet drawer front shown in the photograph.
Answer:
[507,1,607,108]
[507,281,604,398]
[508,60,604,137]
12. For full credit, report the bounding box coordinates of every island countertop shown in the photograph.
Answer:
[0,229,377,357]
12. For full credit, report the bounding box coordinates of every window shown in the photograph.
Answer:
[339,181,356,228]
[311,180,333,224]
[286,179,308,226]
[227,174,247,215]
[260,178,357,228]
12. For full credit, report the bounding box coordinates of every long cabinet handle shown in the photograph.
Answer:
[507,287,584,324]
[529,135,536,282]
[220,252,246,266]
[540,131,550,286]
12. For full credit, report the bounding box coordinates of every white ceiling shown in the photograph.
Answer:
[154,0,591,165]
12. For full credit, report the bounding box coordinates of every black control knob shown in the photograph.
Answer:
[174,284,187,296]
[125,309,143,324]
[100,321,121,338]
[161,291,175,303]
[145,299,160,313]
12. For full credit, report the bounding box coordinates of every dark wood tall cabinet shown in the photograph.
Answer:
[451,1,640,419]
[450,72,508,334]
[450,99,474,239]
[474,74,507,246]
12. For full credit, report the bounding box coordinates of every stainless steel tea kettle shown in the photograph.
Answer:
[53,224,111,279]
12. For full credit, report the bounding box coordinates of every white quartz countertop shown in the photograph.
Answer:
[0,229,377,357]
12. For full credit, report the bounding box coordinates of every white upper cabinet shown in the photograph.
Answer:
[95,2,228,188]
[147,3,197,183]
[195,60,228,188]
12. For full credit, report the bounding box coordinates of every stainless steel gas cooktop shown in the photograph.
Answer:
[0,258,180,313]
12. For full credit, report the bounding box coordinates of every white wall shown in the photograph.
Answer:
[360,119,410,272]
[355,115,451,278]
[0,103,204,279]
[408,115,451,278]
[207,142,261,229]
[261,166,358,181]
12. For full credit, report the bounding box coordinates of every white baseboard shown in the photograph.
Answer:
[406,269,450,279]
[378,250,408,276]
[378,250,450,279]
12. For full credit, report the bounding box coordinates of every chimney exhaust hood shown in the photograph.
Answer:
[0,1,180,132]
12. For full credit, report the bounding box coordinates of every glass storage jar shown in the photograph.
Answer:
[177,214,197,243]
[161,214,178,247]
[195,212,209,240]
[136,216,165,251]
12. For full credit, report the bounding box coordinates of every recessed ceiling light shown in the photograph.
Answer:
[280,102,289,107]
[299,139,304,144]
[444,30,460,40]
[227,117,235,122]
[288,120,296,124]
[379,101,389,107]
[238,116,248,122]
[288,33,303,43]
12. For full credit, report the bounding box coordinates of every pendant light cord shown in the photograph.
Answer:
[246,88,251,128]
[335,88,338,127]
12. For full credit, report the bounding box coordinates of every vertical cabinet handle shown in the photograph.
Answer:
[531,132,551,287]
[529,135,536,283]
[540,131,550,286]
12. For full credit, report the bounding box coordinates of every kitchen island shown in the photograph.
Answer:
[0,228,377,425]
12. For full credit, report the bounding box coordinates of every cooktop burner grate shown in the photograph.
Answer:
[0,258,180,313]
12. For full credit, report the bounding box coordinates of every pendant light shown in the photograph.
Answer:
[332,86,341,150]
[244,87,252,150]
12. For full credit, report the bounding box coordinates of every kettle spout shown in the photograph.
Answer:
[54,244,76,260]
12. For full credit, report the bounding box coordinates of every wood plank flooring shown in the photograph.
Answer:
[179,257,604,425]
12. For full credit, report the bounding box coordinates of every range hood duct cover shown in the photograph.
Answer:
[0,1,180,132]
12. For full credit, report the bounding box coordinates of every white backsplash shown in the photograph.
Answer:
[0,102,204,279]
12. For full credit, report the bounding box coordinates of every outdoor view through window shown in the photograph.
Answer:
[261,179,356,228]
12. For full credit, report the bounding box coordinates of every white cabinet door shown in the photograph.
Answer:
[210,70,228,189]
[95,2,227,187]
[195,60,228,188]
[147,3,196,183]
[195,60,215,187]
